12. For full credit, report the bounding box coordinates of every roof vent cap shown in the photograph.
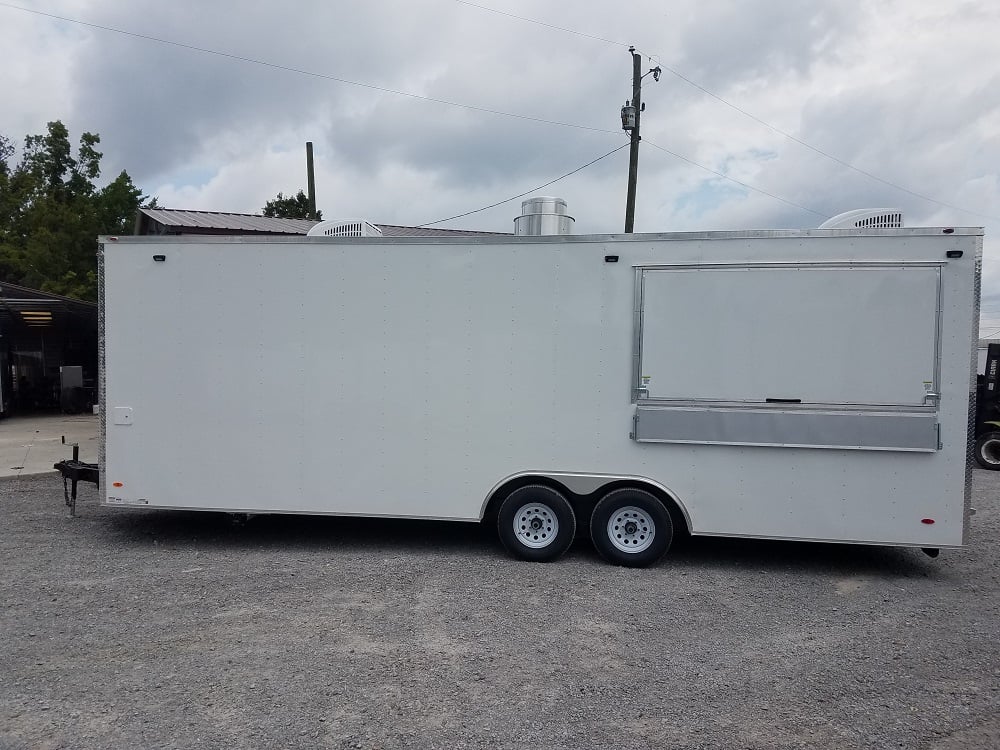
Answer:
[818,208,904,229]
[514,196,574,236]
[307,219,383,237]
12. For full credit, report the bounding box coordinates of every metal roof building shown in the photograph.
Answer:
[135,208,320,236]
[0,281,97,415]
[134,208,508,237]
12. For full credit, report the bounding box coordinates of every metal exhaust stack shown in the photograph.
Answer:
[514,197,574,236]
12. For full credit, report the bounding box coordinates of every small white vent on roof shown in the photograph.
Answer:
[818,208,904,229]
[307,219,383,237]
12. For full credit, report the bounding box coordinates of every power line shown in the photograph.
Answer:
[425,135,832,229]
[0,1,617,136]
[642,138,829,220]
[454,0,630,48]
[453,0,999,223]
[645,62,1000,222]
[9,1,991,225]
[418,142,629,227]
[0,1,843,223]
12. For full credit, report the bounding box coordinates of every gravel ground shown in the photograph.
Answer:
[1,471,998,750]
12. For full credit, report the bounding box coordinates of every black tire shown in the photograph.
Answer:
[975,431,1000,470]
[590,488,672,568]
[496,485,576,562]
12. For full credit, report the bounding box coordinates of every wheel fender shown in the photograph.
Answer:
[480,471,693,533]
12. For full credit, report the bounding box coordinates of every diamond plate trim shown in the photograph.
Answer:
[964,238,983,544]
[98,242,106,500]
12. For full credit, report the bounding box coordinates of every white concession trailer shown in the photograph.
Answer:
[97,226,983,566]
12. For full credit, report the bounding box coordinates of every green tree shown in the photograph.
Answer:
[0,135,19,245]
[262,189,321,220]
[0,121,154,300]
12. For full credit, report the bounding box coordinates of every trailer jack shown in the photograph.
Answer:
[54,443,99,517]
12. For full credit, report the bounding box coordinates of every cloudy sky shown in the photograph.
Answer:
[3,0,999,329]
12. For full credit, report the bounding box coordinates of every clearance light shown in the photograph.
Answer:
[112,482,124,488]
[921,518,935,525]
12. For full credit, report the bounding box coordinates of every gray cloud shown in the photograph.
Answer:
[1,0,994,299]
[674,0,859,89]
[67,0,476,182]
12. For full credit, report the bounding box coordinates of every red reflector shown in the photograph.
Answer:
[112,482,123,488]
[921,518,935,525]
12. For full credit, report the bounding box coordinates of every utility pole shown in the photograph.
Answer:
[305,141,317,221]
[624,47,642,234]
[621,48,661,233]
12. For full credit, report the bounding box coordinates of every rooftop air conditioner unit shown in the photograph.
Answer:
[818,208,904,229]
[307,219,383,237]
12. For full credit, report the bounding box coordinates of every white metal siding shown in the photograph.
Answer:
[101,230,980,547]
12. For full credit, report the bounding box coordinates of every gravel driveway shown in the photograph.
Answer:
[1,471,998,749]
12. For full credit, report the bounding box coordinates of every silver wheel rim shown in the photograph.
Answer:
[607,505,655,553]
[983,439,1000,465]
[513,502,559,549]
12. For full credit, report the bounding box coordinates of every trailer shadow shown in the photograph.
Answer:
[101,508,490,554]
[664,533,941,578]
[97,506,940,579]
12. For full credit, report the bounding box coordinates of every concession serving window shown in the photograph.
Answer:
[630,263,942,451]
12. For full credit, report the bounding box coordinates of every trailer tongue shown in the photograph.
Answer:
[54,443,98,517]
